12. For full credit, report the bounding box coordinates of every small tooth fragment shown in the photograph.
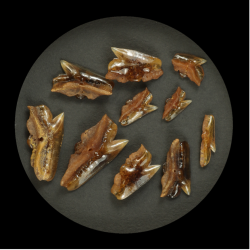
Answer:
[26,105,64,181]
[119,88,158,126]
[111,144,161,200]
[51,60,114,100]
[172,53,206,86]
[161,139,191,198]
[162,87,192,121]
[200,115,216,167]
[60,114,128,191]
[105,47,163,83]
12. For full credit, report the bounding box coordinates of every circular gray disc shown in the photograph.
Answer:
[15,17,233,233]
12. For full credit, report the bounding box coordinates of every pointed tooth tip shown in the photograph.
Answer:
[60,60,68,65]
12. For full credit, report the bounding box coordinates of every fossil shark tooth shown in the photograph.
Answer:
[26,105,64,181]
[162,87,192,121]
[60,114,128,191]
[119,87,158,126]
[51,60,114,100]
[172,53,207,86]
[111,144,161,200]
[105,47,163,83]
[200,115,216,167]
[161,139,190,198]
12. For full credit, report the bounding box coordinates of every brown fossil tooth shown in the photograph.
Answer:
[51,60,114,100]
[161,139,191,198]
[105,47,163,83]
[172,53,206,86]
[60,114,128,191]
[162,87,192,121]
[119,87,158,126]
[26,105,64,181]
[200,115,216,167]
[111,144,161,200]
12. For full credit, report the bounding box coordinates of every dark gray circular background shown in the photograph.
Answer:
[15,17,233,234]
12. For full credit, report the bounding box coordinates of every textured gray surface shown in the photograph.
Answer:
[15,17,233,233]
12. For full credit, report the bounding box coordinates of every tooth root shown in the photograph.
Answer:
[105,139,129,155]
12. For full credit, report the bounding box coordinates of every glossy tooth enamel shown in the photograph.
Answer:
[161,139,191,198]
[105,47,163,83]
[111,144,161,200]
[60,114,128,191]
[51,60,114,100]
[119,88,158,126]
[200,115,216,167]
[26,105,64,181]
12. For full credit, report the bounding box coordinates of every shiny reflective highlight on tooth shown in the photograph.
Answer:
[200,115,216,167]
[51,60,114,100]
[172,53,206,86]
[162,87,192,121]
[119,88,158,126]
[105,47,163,83]
[161,139,190,198]
[111,144,161,200]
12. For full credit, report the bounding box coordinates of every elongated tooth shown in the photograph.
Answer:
[172,53,206,86]
[119,88,158,126]
[161,139,191,198]
[60,114,128,191]
[106,47,163,83]
[180,141,191,195]
[111,145,161,200]
[162,87,192,122]
[52,60,114,100]
[26,105,64,181]
[200,115,216,167]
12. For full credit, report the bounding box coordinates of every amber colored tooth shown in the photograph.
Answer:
[106,47,163,83]
[180,141,191,195]
[172,53,206,86]
[200,115,216,167]
[60,114,128,191]
[161,139,191,198]
[162,87,192,122]
[111,144,161,200]
[26,105,64,181]
[52,60,114,100]
[119,88,158,126]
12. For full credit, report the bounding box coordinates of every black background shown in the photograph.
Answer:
[11,10,237,241]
